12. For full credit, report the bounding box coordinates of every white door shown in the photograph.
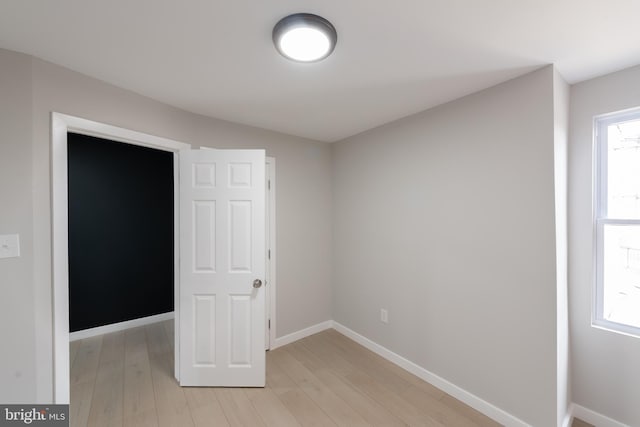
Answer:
[179,148,265,386]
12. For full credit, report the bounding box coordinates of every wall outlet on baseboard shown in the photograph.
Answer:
[380,308,389,324]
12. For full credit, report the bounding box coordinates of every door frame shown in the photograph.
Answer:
[51,113,190,403]
[51,112,276,404]
[52,113,277,401]
[265,157,277,350]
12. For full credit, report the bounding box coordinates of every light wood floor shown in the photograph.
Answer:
[70,320,590,427]
[570,420,594,427]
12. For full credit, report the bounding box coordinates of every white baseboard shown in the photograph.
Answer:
[272,320,333,349]
[70,312,174,341]
[332,322,529,427]
[570,403,630,427]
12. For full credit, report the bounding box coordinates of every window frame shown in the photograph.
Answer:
[593,107,640,338]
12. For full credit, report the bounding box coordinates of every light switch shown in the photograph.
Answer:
[0,234,20,259]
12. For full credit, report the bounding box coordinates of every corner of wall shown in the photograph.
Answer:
[553,66,571,427]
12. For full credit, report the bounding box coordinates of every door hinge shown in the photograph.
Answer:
[268,319,271,329]
[268,180,271,190]
[268,249,271,260]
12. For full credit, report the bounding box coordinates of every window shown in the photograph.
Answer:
[595,108,640,337]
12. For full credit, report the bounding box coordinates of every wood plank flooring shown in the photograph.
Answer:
[69,320,586,427]
[570,420,595,427]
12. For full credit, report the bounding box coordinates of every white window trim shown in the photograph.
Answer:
[593,107,640,338]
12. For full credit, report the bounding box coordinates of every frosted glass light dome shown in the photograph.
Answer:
[273,14,337,62]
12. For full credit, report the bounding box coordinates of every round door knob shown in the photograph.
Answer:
[253,279,263,288]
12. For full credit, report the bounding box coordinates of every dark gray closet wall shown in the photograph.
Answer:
[68,132,174,332]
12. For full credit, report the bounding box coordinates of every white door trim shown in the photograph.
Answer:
[266,157,277,349]
[51,113,190,403]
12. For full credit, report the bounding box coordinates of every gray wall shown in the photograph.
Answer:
[569,64,640,426]
[0,48,333,402]
[0,49,36,403]
[332,67,559,426]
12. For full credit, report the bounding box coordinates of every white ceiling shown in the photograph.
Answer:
[1,0,640,142]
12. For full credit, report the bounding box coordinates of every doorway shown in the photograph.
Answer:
[67,132,174,334]
[52,113,276,403]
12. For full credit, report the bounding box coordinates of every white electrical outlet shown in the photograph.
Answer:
[380,308,389,324]
[0,234,20,259]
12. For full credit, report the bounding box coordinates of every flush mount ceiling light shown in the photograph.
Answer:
[273,13,337,62]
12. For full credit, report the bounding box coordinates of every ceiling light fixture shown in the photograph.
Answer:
[273,13,337,62]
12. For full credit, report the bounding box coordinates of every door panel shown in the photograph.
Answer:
[193,294,216,365]
[229,201,252,271]
[229,295,252,365]
[179,148,265,386]
[193,201,216,272]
